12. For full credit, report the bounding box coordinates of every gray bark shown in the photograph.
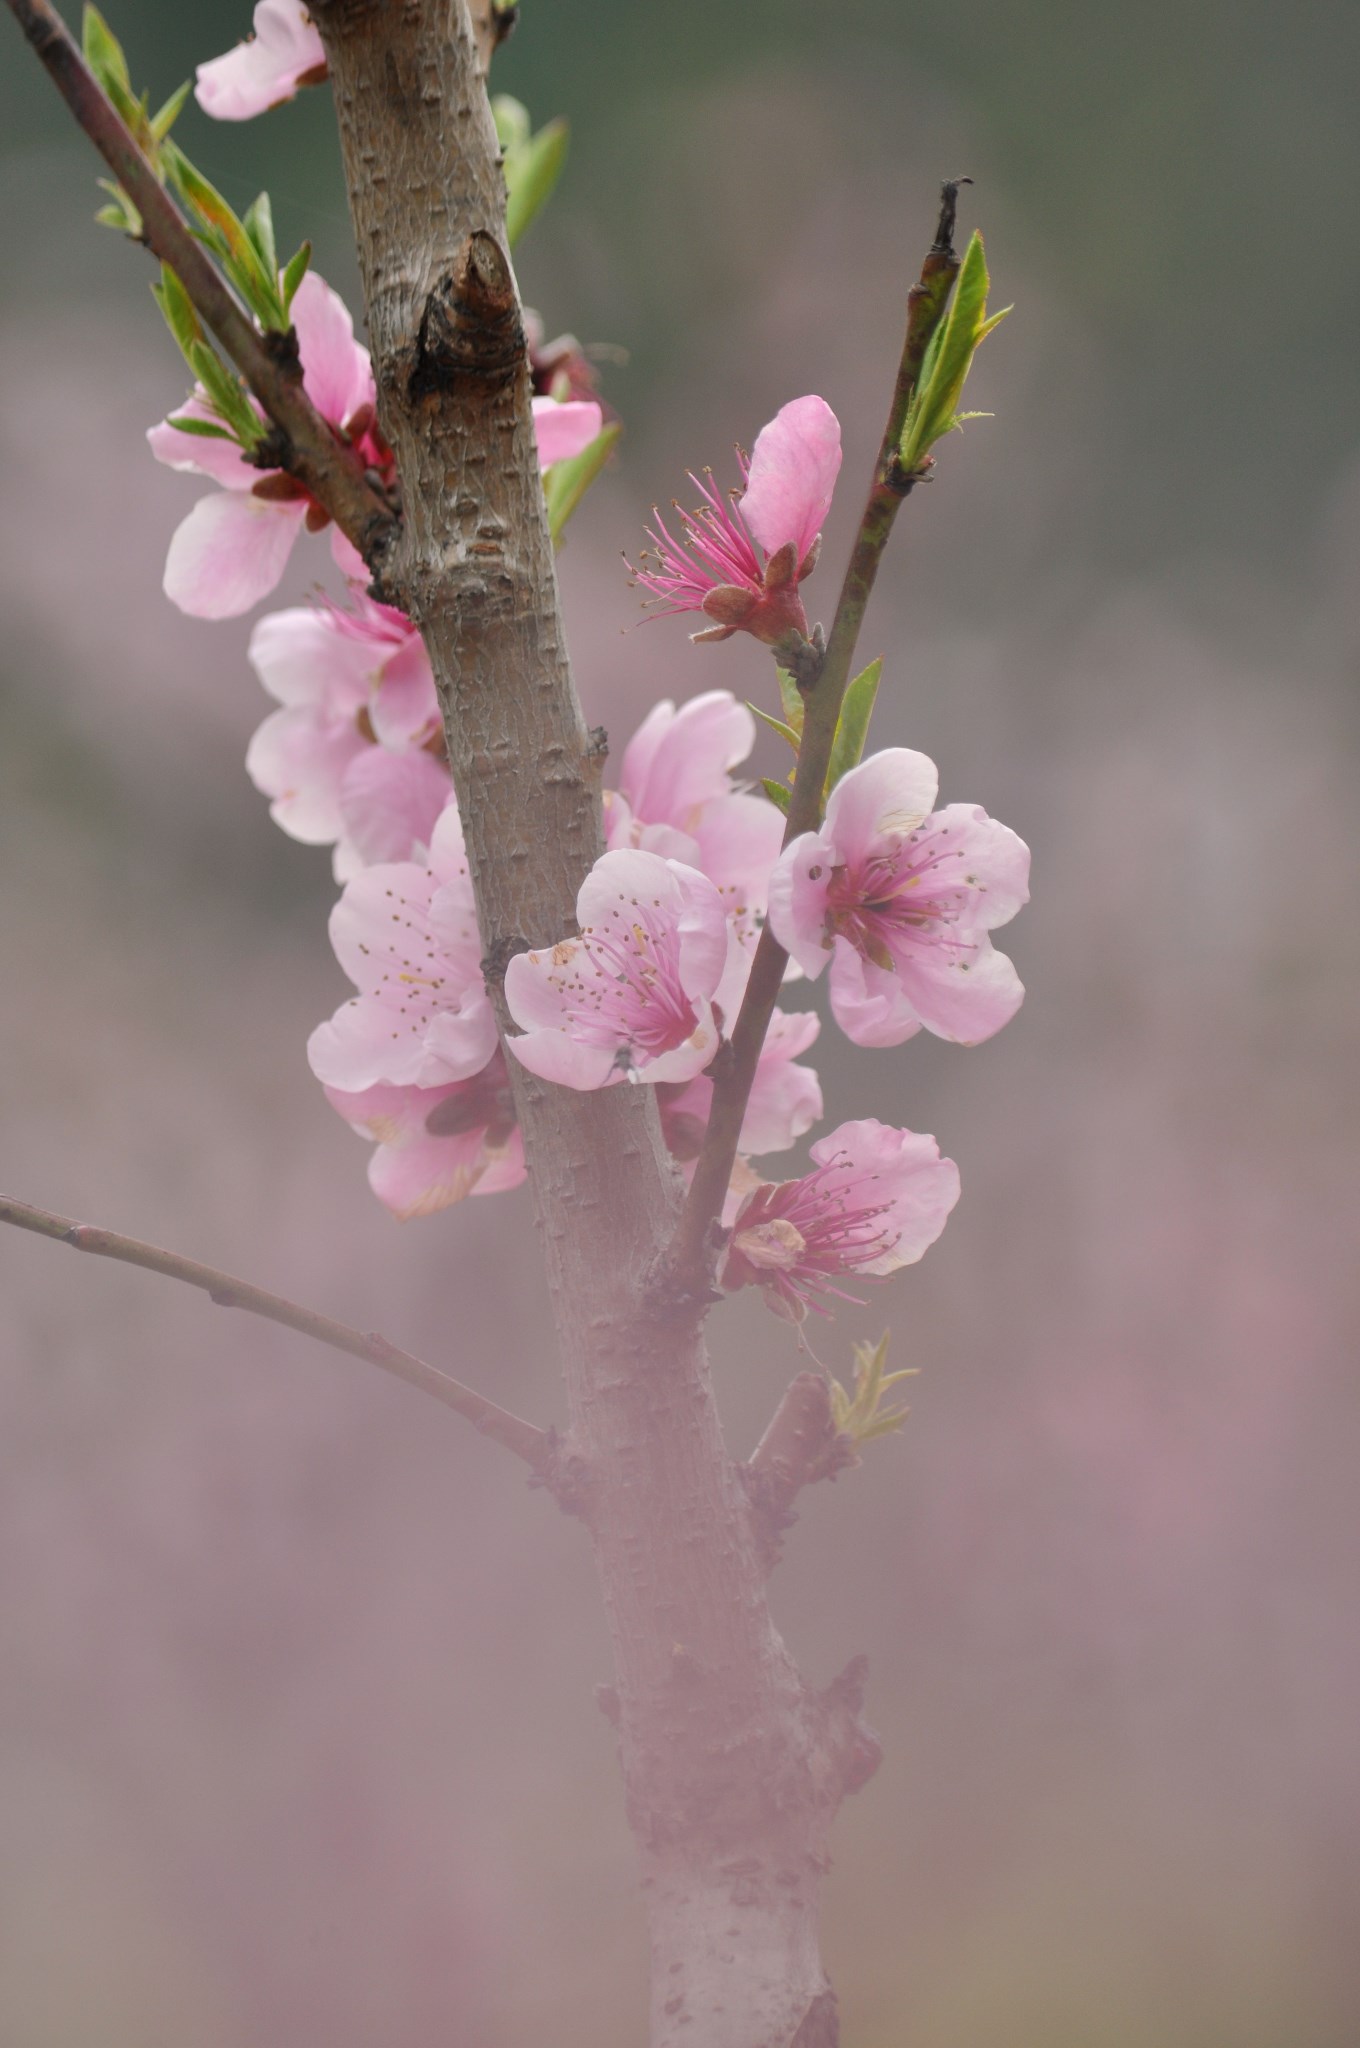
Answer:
[311,6,874,2039]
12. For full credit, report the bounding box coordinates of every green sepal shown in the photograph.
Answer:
[280,240,313,314]
[187,340,264,448]
[545,421,621,544]
[749,702,800,752]
[760,778,792,815]
[152,260,203,363]
[166,413,234,440]
[824,656,883,796]
[504,117,569,247]
[775,666,806,736]
[898,231,1011,474]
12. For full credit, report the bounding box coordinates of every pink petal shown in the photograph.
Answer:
[195,0,326,120]
[368,630,440,749]
[337,747,455,866]
[291,272,374,428]
[531,396,603,469]
[148,398,259,487]
[808,1119,960,1272]
[247,606,375,709]
[826,941,923,1048]
[823,748,939,866]
[767,829,838,980]
[163,490,307,618]
[620,690,755,828]
[739,396,842,563]
[924,803,1032,931]
[504,1016,621,1091]
[246,703,367,844]
[330,527,369,581]
[895,936,1026,1046]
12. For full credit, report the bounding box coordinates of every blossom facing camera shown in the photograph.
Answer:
[768,748,1030,1048]
[504,849,730,1090]
[721,1119,961,1322]
[195,1,328,122]
[628,396,841,650]
[307,803,497,1095]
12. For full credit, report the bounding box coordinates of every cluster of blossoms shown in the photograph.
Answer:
[156,43,1030,1323]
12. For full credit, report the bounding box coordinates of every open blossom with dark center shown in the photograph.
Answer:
[322,1050,524,1220]
[148,272,388,619]
[628,396,841,648]
[504,849,729,1090]
[307,802,497,1094]
[194,1,328,121]
[721,1119,961,1322]
[603,691,784,952]
[768,748,1030,1048]
[245,591,451,877]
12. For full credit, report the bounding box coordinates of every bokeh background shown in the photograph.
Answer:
[3,2,1358,2042]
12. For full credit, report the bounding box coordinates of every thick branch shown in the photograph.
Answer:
[313,4,853,2039]
[0,1192,550,1472]
[4,0,398,575]
[668,183,967,1290]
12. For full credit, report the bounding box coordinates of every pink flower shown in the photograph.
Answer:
[768,748,1030,1048]
[194,1,328,122]
[628,396,841,647]
[148,273,385,618]
[658,1007,823,1167]
[323,1052,524,1220]
[721,1118,961,1322]
[504,849,729,1089]
[244,593,449,874]
[531,396,603,467]
[307,803,497,1093]
[603,691,785,952]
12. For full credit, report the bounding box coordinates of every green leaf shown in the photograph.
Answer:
[775,667,806,736]
[504,117,569,247]
[242,192,277,282]
[824,656,883,795]
[167,152,285,324]
[187,340,264,448]
[492,94,531,154]
[545,421,621,544]
[82,6,131,97]
[760,777,792,815]
[150,78,192,141]
[165,413,234,440]
[898,231,1011,474]
[152,260,202,362]
[94,177,141,236]
[749,701,801,751]
[280,240,313,314]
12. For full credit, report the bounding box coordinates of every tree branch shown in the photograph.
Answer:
[4,0,399,576]
[665,182,968,1294]
[742,1372,858,1572]
[0,1192,551,1473]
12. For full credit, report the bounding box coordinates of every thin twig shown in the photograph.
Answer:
[0,1192,551,1473]
[4,0,399,575]
[665,183,968,1295]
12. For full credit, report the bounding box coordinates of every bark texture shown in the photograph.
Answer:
[312,6,873,2040]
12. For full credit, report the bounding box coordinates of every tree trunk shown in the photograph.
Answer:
[311,3,871,2040]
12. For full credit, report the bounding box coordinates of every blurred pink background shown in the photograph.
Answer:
[3,6,1359,2042]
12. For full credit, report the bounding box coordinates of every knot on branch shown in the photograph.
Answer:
[527,1427,594,1520]
[742,1372,858,1571]
[819,1654,882,1798]
[480,933,530,989]
[410,232,524,400]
